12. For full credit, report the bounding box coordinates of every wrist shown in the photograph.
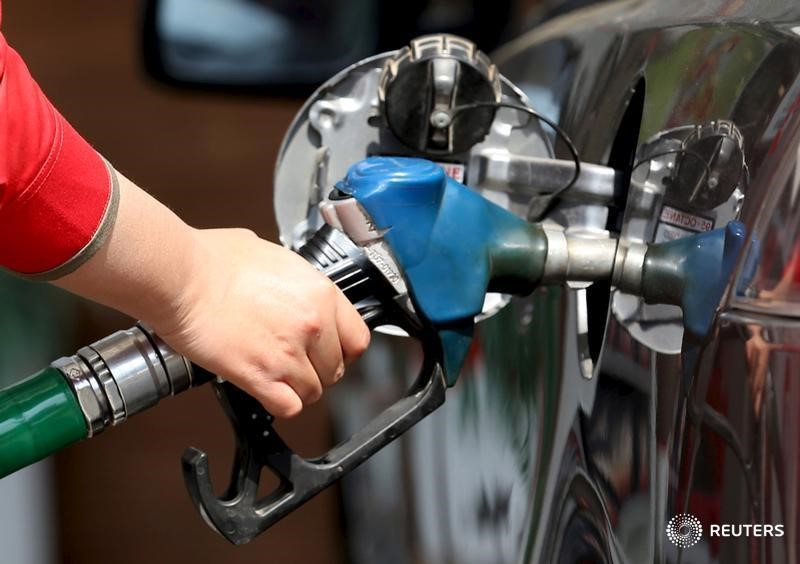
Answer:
[53,172,198,327]
[141,226,214,336]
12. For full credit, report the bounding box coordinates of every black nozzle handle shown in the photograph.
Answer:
[181,342,445,545]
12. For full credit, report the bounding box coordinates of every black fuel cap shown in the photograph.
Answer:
[670,120,745,211]
[378,34,501,155]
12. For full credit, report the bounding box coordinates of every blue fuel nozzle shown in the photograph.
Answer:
[636,220,748,337]
[334,157,548,381]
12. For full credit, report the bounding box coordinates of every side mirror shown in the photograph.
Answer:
[141,0,380,93]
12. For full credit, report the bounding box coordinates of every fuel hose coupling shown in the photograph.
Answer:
[51,323,199,437]
[0,323,207,478]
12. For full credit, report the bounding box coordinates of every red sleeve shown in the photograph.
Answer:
[0,13,117,279]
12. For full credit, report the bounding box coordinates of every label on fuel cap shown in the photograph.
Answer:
[655,205,715,242]
[436,162,466,183]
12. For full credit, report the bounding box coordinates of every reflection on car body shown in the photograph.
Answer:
[331,2,800,563]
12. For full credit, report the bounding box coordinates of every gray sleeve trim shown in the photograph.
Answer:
[23,158,121,282]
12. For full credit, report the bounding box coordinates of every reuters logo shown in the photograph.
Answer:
[666,513,703,548]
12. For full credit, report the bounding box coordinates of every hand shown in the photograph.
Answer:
[150,228,371,418]
[54,173,369,418]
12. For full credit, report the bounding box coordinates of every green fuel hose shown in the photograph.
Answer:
[0,367,87,477]
[0,324,202,480]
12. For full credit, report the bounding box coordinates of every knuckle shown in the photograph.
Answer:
[266,401,290,418]
[298,310,323,336]
[304,381,323,405]
[255,352,283,375]
[274,401,302,419]
[321,363,345,387]
[254,382,302,419]
[333,363,346,383]
[273,337,302,362]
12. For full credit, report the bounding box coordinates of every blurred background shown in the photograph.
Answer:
[2,2,324,562]
[0,1,596,562]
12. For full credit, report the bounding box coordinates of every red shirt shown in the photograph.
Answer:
[0,4,115,278]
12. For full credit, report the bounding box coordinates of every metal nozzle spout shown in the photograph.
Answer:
[541,229,621,285]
